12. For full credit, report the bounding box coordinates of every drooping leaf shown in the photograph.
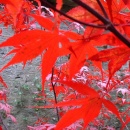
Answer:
[0,29,70,90]
[41,31,70,88]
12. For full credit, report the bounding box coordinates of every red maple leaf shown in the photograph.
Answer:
[35,81,123,129]
[0,29,71,92]
[89,46,130,79]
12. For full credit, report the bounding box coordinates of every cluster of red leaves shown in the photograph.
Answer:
[0,0,130,129]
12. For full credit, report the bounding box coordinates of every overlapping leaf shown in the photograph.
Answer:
[101,0,126,21]
[68,40,102,79]
[39,81,122,129]
[89,46,130,78]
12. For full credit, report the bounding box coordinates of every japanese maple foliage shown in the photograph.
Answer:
[0,0,130,129]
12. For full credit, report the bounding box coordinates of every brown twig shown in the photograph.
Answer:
[51,67,60,121]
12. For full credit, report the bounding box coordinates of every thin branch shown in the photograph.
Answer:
[72,0,110,24]
[41,0,106,28]
[42,0,130,47]
[51,67,60,121]
[72,0,130,48]
[97,0,109,19]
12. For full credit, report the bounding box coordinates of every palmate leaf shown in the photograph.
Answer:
[89,46,130,78]
[33,81,122,129]
[54,97,102,130]
[66,27,107,79]
[0,30,53,71]
[55,101,102,130]
[0,29,71,92]
[54,97,122,130]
